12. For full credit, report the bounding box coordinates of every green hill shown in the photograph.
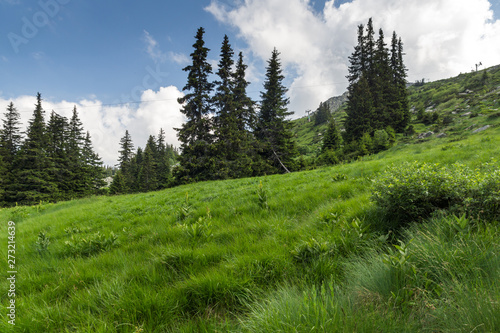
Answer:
[293,65,500,157]
[1,67,500,332]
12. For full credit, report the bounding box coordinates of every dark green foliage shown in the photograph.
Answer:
[372,161,500,229]
[344,19,409,146]
[314,102,330,126]
[81,132,106,193]
[108,170,127,195]
[321,119,343,153]
[175,27,215,183]
[256,48,297,173]
[344,76,374,142]
[14,93,58,204]
[0,102,22,166]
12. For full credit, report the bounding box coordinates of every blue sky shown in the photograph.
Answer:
[1,0,499,165]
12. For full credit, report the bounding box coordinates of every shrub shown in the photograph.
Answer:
[64,231,118,257]
[372,161,500,229]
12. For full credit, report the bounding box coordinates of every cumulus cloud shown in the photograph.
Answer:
[0,86,185,166]
[206,0,500,116]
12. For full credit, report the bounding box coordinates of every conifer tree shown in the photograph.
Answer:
[175,27,216,183]
[321,119,343,153]
[344,75,374,142]
[46,111,70,199]
[256,48,296,173]
[15,93,57,204]
[156,128,171,189]
[0,102,22,166]
[66,106,86,196]
[0,102,22,204]
[81,131,105,193]
[212,34,236,179]
[114,130,134,191]
[390,32,410,131]
[138,140,158,192]
[314,102,330,126]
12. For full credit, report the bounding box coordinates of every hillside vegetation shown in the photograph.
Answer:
[293,65,500,158]
[1,67,500,332]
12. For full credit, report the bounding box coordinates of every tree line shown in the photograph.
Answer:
[111,27,297,187]
[108,129,177,194]
[0,93,105,207]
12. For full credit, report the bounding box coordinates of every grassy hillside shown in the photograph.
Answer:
[1,122,499,331]
[293,65,500,157]
[1,67,500,332]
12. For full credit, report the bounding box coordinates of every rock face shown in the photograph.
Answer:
[324,92,349,113]
[472,125,491,133]
[417,131,434,139]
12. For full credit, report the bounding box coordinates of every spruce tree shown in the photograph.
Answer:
[0,102,22,205]
[232,51,261,177]
[15,93,57,204]
[321,119,343,153]
[212,34,236,179]
[314,102,330,126]
[116,130,134,191]
[175,27,215,183]
[46,111,70,200]
[0,102,22,166]
[81,132,105,193]
[344,75,374,142]
[390,33,410,132]
[138,140,158,192]
[67,106,86,196]
[156,128,171,189]
[256,48,296,173]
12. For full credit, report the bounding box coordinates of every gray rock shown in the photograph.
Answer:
[436,133,447,138]
[461,112,472,117]
[417,131,434,139]
[472,125,491,133]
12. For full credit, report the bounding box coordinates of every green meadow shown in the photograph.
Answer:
[1,66,500,332]
[1,124,499,332]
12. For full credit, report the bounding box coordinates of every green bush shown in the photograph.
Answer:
[372,161,500,228]
[64,231,118,257]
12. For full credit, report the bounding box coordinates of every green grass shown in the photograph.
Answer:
[1,67,500,332]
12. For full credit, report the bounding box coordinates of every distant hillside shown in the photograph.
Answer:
[293,64,500,157]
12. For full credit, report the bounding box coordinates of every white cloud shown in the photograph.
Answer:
[0,86,184,166]
[143,30,167,63]
[206,0,500,116]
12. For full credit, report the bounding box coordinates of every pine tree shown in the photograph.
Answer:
[156,128,171,189]
[0,102,22,205]
[314,102,330,126]
[81,132,105,193]
[372,28,393,130]
[109,170,126,195]
[46,111,70,200]
[138,140,158,192]
[232,51,261,177]
[0,102,22,166]
[175,27,216,183]
[255,48,296,173]
[321,119,343,153]
[390,33,410,132]
[344,75,374,142]
[117,130,135,191]
[66,106,86,196]
[212,34,236,179]
[15,93,57,204]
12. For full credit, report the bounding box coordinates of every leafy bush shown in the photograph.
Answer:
[64,231,118,257]
[372,161,500,229]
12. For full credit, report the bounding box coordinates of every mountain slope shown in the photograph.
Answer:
[292,64,500,156]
